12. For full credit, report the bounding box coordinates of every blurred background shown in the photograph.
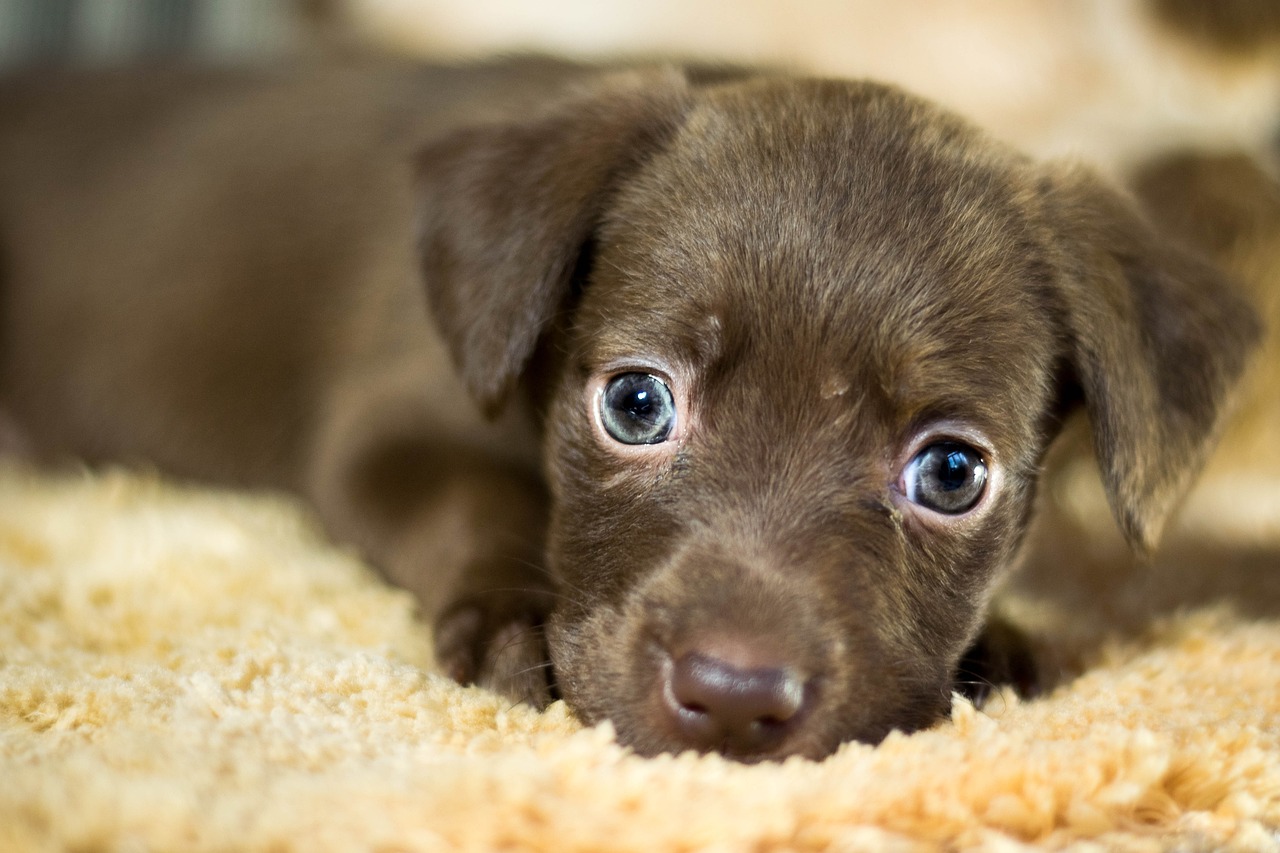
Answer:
[0,0,305,65]
[1,0,1278,170]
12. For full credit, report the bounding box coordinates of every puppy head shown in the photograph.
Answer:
[417,71,1260,760]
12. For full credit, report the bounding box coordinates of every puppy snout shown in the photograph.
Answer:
[661,642,811,758]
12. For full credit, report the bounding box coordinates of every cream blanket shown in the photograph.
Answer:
[2,463,1278,852]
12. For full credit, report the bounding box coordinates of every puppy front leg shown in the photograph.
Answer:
[399,467,557,706]
[954,615,1041,705]
[311,434,557,706]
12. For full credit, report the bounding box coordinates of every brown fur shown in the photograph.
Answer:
[0,58,1260,760]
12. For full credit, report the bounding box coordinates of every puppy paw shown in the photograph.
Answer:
[954,617,1040,705]
[433,597,554,707]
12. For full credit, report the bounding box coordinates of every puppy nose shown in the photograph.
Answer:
[662,649,808,757]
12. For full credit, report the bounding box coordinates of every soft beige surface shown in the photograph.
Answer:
[2,463,1279,852]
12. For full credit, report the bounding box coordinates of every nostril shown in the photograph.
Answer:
[663,650,809,756]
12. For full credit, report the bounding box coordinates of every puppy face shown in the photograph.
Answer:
[541,82,1060,757]
[418,72,1259,759]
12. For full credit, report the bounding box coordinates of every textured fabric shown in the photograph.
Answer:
[2,463,1278,852]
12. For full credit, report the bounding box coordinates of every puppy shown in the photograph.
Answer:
[0,58,1259,761]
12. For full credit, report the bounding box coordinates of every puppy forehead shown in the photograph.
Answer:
[583,79,1057,406]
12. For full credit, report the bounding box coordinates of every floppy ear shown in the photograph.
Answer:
[415,69,691,414]
[1043,165,1263,552]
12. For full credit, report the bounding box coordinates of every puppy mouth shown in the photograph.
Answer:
[551,610,958,761]
[605,647,951,761]
[545,537,977,760]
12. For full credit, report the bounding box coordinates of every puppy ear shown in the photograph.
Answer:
[416,70,691,414]
[1044,165,1262,551]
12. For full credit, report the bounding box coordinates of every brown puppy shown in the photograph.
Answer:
[0,58,1259,760]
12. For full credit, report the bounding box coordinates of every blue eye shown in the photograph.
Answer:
[902,441,987,514]
[599,373,676,445]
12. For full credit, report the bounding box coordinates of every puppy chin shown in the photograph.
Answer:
[546,562,957,761]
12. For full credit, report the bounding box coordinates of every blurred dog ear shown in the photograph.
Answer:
[416,69,691,415]
[1042,164,1262,552]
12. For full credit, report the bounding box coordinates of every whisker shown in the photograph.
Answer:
[489,623,545,661]
[483,553,593,602]
[482,585,584,607]
[510,661,555,678]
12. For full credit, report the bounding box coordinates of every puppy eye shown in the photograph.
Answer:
[902,441,988,514]
[599,373,676,445]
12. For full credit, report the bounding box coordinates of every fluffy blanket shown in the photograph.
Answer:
[2,462,1278,852]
